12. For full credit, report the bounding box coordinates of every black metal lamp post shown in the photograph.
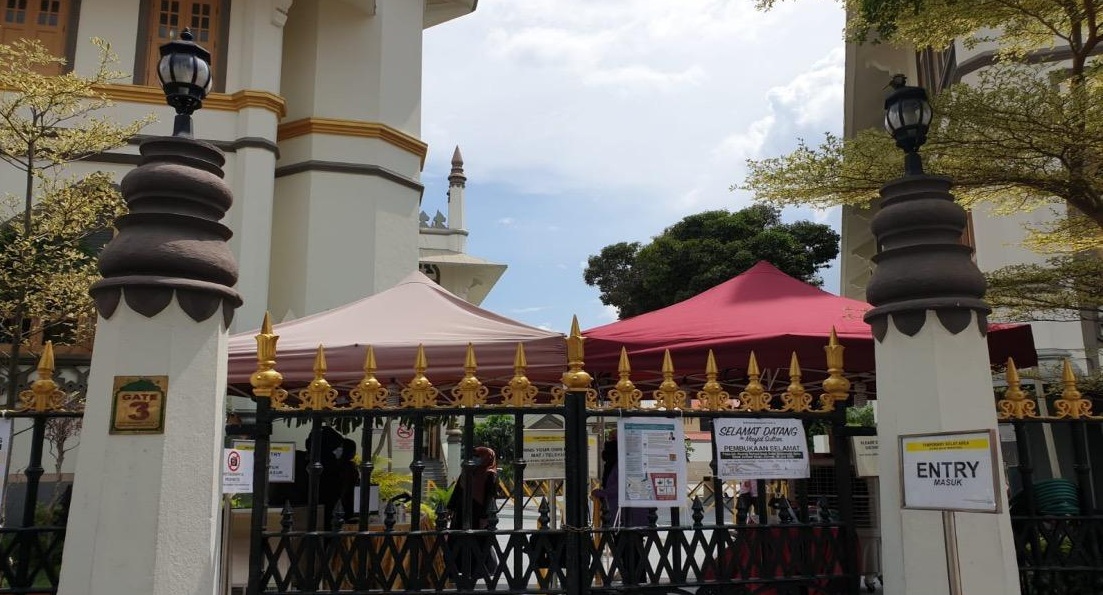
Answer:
[883,74,933,176]
[157,28,212,138]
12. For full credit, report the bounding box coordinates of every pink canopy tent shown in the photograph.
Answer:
[582,261,1037,378]
[227,272,567,386]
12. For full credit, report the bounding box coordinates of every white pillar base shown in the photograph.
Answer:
[58,299,228,595]
[875,311,1020,594]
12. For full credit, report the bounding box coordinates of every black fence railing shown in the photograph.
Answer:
[246,397,862,595]
[0,408,82,594]
[1005,417,1103,594]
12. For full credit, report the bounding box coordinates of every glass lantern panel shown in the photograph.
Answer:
[171,53,196,84]
[158,54,172,85]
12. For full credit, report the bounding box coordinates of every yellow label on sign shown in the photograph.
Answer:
[110,376,168,434]
[905,438,989,452]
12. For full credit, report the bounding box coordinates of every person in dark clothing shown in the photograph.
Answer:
[337,438,359,522]
[446,446,498,582]
[592,437,651,584]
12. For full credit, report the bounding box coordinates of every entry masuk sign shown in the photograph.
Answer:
[900,429,1000,513]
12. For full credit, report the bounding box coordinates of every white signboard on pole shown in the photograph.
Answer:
[900,430,999,513]
[713,418,809,480]
[523,430,565,480]
[618,417,687,507]
[231,440,296,483]
[221,448,255,494]
[852,436,879,477]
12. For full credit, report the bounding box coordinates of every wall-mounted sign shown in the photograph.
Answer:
[231,440,296,483]
[900,430,999,513]
[222,448,255,494]
[110,376,168,434]
[852,436,879,477]
[713,418,809,480]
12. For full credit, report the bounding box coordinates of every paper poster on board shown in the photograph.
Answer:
[713,418,809,480]
[852,436,879,477]
[523,430,565,480]
[617,418,687,508]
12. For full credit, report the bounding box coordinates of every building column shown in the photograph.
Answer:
[865,175,1020,594]
[58,137,241,595]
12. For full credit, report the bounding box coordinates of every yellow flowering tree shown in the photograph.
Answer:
[0,37,152,403]
[746,0,1103,322]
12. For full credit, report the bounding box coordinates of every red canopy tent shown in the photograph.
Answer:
[227,272,567,387]
[582,261,1037,378]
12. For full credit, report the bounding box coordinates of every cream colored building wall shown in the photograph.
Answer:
[0,0,480,335]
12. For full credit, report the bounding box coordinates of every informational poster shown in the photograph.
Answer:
[523,430,565,480]
[0,418,12,507]
[617,417,687,507]
[713,418,809,480]
[221,448,255,494]
[852,436,879,477]
[231,440,296,483]
[901,430,999,513]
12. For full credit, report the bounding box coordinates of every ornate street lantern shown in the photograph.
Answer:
[157,28,212,137]
[883,74,933,174]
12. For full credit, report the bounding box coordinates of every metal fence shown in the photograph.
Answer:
[244,320,862,594]
[0,343,83,594]
[997,359,1103,594]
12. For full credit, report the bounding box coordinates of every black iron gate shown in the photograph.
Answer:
[0,343,84,594]
[243,321,862,595]
[998,359,1103,593]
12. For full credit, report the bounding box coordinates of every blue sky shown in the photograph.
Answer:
[419,0,846,332]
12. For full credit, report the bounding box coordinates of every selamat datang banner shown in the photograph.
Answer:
[713,418,809,480]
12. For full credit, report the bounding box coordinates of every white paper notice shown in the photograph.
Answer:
[617,418,687,508]
[713,418,809,480]
[901,430,998,513]
[222,448,255,494]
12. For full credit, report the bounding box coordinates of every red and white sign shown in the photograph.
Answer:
[221,448,255,494]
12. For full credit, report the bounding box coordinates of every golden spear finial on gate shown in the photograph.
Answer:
[608,347,643,410]
[502,343,538,407]
[350,346,388,409]
[451,343,488,407]
[697,350,730,411]
[298,345,338,410]
[402,344,439,408]
[996,358,1037,420]
[561,316,592,390]
[738,352,771,412]
[819,328,850,412]
[250,313,286,403]
[780,353,813,412]
[17,341,66,412]
[1054,359,1092,419]
[653,350,686,410]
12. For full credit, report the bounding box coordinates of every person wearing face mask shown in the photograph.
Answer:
[446,446,499,582]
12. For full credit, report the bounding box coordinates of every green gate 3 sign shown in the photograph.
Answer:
[110,376,169,434]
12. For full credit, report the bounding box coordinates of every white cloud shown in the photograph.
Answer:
[600,304,620,322]
[422,1,847,328]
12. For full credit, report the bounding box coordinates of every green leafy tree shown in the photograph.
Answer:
[473,414,515,465]
[584,205,839,319]
[0,37,152,403]
[746,0,1103,321]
